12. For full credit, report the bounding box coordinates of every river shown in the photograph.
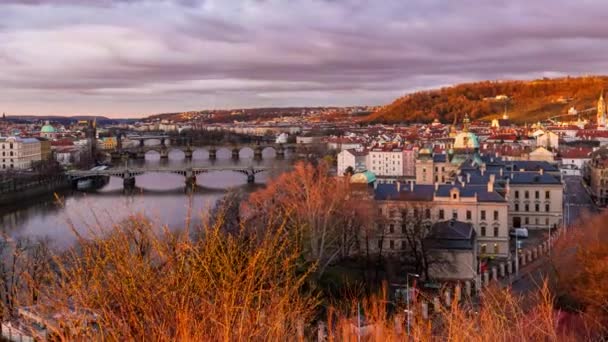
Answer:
[0,147,292,249]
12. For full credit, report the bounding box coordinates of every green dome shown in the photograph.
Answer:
[453,132,479,149]
[350,170,377,184]
[40,124,56,133]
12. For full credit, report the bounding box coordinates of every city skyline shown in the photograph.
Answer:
[3,0,608,118]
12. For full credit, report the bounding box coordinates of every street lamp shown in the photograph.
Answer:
[515,233,519,276]
[406,273,419,336]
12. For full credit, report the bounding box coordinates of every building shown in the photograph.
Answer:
[588,148,608,206]
[40,121,57,139]
[337,149,368,175]
[598,91,607,129]
[374,181,510,259]
[37,137,52,161]
[0,137,42,170]
[368,145,415,177]
[424,220,478,281]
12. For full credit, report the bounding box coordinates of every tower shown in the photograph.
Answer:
[463,113,470,132]
[86,119,97,162]
[597,91,607,129]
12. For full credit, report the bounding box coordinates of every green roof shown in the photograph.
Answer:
[40,125,56,133]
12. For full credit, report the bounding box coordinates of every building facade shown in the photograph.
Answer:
[0,137,42,170]
[374,181,510,259]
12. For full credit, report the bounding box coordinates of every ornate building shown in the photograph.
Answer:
[597,91,607,129]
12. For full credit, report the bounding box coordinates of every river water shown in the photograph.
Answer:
[0,148,292,249]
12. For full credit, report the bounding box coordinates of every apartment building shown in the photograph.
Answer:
[368,145,416,177]
[0,137,42,170]
[337,149,368,175]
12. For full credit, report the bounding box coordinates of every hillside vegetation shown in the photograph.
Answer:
[366,76,608,124]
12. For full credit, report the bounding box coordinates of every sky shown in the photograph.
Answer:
[2,0,608,118]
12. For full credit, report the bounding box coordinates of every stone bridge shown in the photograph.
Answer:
[110,134,297,161]
[67,165,272,189]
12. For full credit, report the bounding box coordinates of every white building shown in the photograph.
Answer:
[533,130,559,149]
[337,149,368,175]
[0,137,42,170]
[368,146,416,177]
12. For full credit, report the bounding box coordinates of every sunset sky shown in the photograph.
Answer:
[2,0,607,117]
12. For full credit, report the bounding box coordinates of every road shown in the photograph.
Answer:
[563,175,599,227]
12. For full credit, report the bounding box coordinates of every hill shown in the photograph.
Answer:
[366,76,608,124]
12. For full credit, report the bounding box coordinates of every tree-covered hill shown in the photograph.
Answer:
[366,76,608,124]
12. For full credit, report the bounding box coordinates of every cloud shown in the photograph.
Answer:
[2,0,608,117]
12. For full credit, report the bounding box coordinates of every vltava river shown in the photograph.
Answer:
[0,148,291,249]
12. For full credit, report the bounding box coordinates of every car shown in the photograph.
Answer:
[509,228,529,238]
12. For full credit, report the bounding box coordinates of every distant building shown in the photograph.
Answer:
[337,149,368,175]
[0,137,42,170]
[368,145,416,177]
[598,91,607,129]
[588,148,608,206]
[39,121,57,139]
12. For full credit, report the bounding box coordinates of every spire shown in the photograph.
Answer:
[463,113,470,133]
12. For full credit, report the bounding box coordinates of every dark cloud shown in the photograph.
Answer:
[1,0,608,116]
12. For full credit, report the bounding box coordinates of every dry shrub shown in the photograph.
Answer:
[36,213,317,341]
[326,282,584,342]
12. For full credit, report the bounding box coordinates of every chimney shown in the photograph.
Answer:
[489,174,495,183]
[410,181,414,192]
[487,181,494,193]
[458,175,463,183]
[466,173,471,183]
[397,181,401,192]
[539,168,544,175]
[499,168,503,176]
[481,168,485,176]
[434,182,439,191]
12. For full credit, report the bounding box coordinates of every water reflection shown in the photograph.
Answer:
[0,148,290,249]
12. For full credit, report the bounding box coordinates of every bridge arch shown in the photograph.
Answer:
[239,146,254,159]
[144,150,161,160]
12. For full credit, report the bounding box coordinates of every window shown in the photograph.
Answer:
[401,240,407,250]
[377,240,383,249]
[494,244,499,254]
[535,191,539,199]
[525,217,529,225]
[452,193,457,199]
[481,226,486,236]
[545,204,550,212]
[525,191,529,199]
[515,203,519,211]
[545,218,549,225]
[401,224,407,234]
[466,210,472,220]
[481,210,486,220]
[515,190,519,199]
[494,226,499,237]
[439,209,444,219]
[425,209,431,219]
[390,240,395,250]
[389,224,394,234]
[525,204,529,212]
[535,204,539,212]
[452,211,458,220]
[493,210,498,220]
[545,191,550,199]
[535,218,539,225]
[481,244,487,254]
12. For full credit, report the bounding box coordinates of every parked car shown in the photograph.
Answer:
[509,228,529,238]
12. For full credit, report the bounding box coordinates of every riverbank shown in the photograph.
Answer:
[0,176,72,207]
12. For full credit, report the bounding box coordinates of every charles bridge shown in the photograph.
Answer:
[108,134,298,161]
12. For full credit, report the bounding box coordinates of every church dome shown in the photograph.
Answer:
[453,132,479,150]
[40,124,56,134]
[350,170,376,184]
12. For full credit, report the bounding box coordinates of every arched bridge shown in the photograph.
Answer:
[67,165,272,189]
[111,142,297,161]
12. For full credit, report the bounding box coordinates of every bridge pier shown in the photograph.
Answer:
[136,150,146,160]
[123,176,136,189]
[185,175,197,190]
[254,147,263,160]
[247,174,255,184]
[232,148,240,160]
[276,146,285,159]
[184,148,193,160]
[160,148,169,159]
[209,148,217,160]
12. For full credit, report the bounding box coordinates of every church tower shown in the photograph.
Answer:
[597,91,607,129]
[462,113,470,133]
